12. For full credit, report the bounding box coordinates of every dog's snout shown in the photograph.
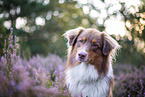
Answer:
[78,52,87,59]
[76,50,88,62]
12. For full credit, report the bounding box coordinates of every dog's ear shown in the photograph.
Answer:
[63,27,84,47]
[102,32,121,56]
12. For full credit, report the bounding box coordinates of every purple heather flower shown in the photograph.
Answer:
[10,28,13,32]
[10,80,15,86]
[0,29,68,96]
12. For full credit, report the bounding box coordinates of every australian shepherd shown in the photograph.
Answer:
[63,27,121,97]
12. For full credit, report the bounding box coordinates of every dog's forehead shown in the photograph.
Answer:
[79,29,102,42]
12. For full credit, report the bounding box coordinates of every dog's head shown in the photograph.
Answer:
[63,27,120,73]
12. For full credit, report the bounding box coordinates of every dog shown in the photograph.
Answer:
[63,27,121,97]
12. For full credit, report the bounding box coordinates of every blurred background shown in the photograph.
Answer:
[0,0,145,65]
[0,0,145,96]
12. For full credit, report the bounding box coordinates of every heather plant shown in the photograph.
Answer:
[1,28,145,97]
[114,65,145,96]
[0,28,70,97]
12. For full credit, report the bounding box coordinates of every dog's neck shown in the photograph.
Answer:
[65,62,113,97]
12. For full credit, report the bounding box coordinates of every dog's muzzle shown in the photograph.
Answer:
[76,50,88,62]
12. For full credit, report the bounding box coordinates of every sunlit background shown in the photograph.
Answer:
[3,0,142,36]
[3,0,141,36]
[1,0,145,58]
[0,0,145,96]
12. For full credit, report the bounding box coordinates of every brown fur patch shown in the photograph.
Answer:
[87,49,109,76]
[92,39,97,43]
[82,37,86,42]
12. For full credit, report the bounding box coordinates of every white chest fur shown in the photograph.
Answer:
[65,62,113,97]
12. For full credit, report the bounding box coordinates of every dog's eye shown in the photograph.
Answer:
[92,43,98,47]
[78,40,83,43]
[92,43,100,48]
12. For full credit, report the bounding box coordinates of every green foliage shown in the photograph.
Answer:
[116,2,145,65]
[0,19,9,56]
[0,0,145,65]
[0,0,95,57]
[119,1,145,42]
[0,0,49,56]
[116,36,145,66]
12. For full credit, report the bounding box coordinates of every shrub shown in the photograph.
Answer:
[0,28,70,97]
[114,65,145,97]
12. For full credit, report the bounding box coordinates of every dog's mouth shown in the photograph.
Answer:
[78,58,87,62]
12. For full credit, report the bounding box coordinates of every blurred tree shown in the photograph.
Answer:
[116,36,145,66]
[117,1,145,65]
[0,0,90,57]
[119,1,145,42]
[0,0,49,57]
[0,0,48,27]
[79,0,145,65]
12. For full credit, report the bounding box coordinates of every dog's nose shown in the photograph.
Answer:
[78,53,87,59]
